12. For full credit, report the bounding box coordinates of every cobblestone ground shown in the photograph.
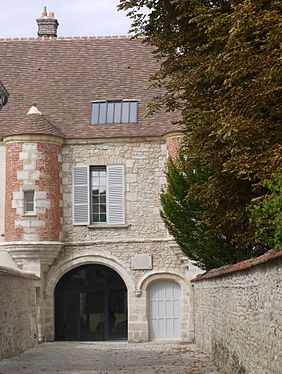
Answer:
[0,342,227,374]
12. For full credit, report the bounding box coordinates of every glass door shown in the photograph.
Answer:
[108,289,128,339]
[79,291,104,340]
[55,264,128,341]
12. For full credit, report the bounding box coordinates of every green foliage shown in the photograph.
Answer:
[120,0,282,256]
[161,153,266,270]
[160,155,233,270]
[248,173,282,250]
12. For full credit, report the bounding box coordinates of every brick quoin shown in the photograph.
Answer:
[36,143,62,241]
[5,143,24,241]
[167,136,182,159]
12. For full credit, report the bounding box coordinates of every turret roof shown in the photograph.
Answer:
[4,105,64,138]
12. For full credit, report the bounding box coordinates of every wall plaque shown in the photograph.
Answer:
[131,254,152,270]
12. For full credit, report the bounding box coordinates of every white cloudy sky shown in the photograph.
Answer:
[0,0,132,38]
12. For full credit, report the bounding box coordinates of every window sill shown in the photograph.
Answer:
[21,213,37,217]
[87,224,130,229]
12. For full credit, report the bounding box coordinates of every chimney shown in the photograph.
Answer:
[37,7,59,38]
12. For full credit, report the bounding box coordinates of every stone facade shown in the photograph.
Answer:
[62,140,167,242]
[40,137,195,342]
[192,251,282,374]
[0,144,5,242]
[0,134,199,344]
[0,266,39,359]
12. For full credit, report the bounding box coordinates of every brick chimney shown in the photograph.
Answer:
[37,7,59,38]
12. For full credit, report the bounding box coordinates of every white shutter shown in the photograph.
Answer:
[73,166,90,225]
[107,165,125,224]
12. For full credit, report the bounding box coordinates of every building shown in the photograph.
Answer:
[0,11,201,344]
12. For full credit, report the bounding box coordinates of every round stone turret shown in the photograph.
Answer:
[3,105,64,245]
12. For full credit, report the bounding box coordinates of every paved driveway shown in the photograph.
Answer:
[0,341,226,374]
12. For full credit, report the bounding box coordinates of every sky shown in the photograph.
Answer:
[0,0,132,38]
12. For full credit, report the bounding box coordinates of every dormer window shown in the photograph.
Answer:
[91,100,138,125]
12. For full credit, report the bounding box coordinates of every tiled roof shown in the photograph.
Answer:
[191,250,282,282]
[4,111,64,137]
[0,37,181,140]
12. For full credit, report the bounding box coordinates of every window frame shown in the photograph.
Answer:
[90,166,107,224]
[90,100,139,125]
[23,190,35,215]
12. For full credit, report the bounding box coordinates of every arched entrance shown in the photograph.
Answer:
[148,280,181,340]
[55,264,128,340]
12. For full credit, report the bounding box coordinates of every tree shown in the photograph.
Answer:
[248,173,282,251]
[160,153,259,270]
[119,0,282,255]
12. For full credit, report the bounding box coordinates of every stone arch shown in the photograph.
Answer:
[46,253,135,296]
[43,253,135,341]
[138,270,186,293]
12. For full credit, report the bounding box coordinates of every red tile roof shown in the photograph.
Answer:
[5,112,64,137]
[0,37,181,140]
[191,250,282,282]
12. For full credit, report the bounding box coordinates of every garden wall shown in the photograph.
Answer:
[0,265,39,358]
[192,250,282,374]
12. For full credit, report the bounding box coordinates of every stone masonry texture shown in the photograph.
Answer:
[37,17,59,38]
[192,252,282,374]
[62,141,168,241]
[5,143,24,241]
[0,145,5,241]
[0,268,38,359]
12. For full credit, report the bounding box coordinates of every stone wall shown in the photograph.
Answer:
[192,251,282,374]
[0,138,200,345]
[0,144,5,242]
[40,139,197,342]
[0,266,39,359]
[62,140,167,241]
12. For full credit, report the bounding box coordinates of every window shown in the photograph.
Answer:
[91,166,107,223]
[24,190,35,214]
[73,165,125,225]
[91,100,138,125]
